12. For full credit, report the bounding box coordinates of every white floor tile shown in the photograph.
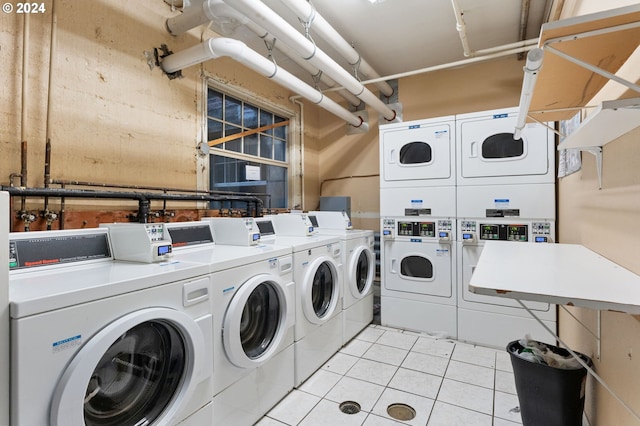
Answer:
[322,352,360,375]
[401,351,449,377]
[362,413,404,425]
[437,378,494,415]
[411,337,455,359]
[255,416,288,425]
[370,388,435,426]
[427,401,492,426]
[324,376,385,412]
[451,343,497,368]
[493,418,522,426]
[496,350,514,372]
[345,358,398,386]
[444,359,495,389]
[299,369,343,398]
[266,389,321,425]
[299,398,368,426]
[495,370,517,395]
[362,343,409,366]
[341,339,374,357]
[387,367,443,399]
[375,330,418,350]
[356,326,386,343]
[493,390,523,424]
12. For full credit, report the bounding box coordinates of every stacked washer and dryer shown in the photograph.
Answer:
[379,107,557,349]
[9,227,214,426]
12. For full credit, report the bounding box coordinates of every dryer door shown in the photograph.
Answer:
[223,273,289,369]
[301,255,341,324]
[382,122,453,182]
[50,308,205,426]
[384,240,452,298]
[348,245,375,300]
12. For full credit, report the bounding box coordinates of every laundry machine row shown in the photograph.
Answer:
[9,227,213,426]
[379,106,557,349]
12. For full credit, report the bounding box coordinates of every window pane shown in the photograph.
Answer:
[260,135,273,159]
[225,139,241,153]
[245,134,258,156]
[244,105,259,129]
[274,139,286,162]
[259,110,273,135]
[225,96,242,125]
[207,119,223,141]
[274,116,287,139]
[207,89,223,119]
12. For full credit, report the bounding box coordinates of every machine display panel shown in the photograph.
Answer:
[397,221,435,237]
[256,220,276,236]
[167,225,214,247]
[479,224,528,242]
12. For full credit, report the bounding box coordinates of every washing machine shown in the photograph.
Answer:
[254,214,344,387]
[306,211,375,345]
[455,106,555,187]
[0,192,8,426]
[379,115,456,188]
[456,188,557,349]
[380,215,457,338]
[108,220,296,426]
[9,228,213,426]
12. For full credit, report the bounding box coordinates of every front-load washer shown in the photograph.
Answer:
[455,106,555,186]
[379,115,456,188]
[456,218,557,348]
[109,220,295,426]
[380,216,457,338]
[254,214,343,387]
[9,228,213,426]
[306,211,375,345]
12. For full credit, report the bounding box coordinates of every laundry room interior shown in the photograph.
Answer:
[1,0,640,425]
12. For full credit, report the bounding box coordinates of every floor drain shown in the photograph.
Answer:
[387,403,417,421]
[339,401,361,415]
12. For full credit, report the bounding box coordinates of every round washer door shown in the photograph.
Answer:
[348,245,375,299]
[301,255,340,325]
[223,273,289,369]
[50,307,205,426]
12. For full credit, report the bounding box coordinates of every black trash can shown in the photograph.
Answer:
[507,340,592,426]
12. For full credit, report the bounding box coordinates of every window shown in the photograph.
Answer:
[206,82,291,209]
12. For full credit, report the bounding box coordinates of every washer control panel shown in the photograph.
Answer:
[382,218,453,243]
[459,220,554,244]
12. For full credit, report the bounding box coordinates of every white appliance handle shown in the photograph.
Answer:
[470,141,478,158]
[389,148,396,164]
[390,258,397,274]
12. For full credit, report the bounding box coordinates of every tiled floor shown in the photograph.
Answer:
[256,325,523,425]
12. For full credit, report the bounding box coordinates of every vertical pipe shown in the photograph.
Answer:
[20,12,30,216]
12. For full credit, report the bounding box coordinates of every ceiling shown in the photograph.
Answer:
[211,0,554,90]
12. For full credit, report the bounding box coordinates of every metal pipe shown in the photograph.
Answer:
[451,0,472,57]
[517,0,531,60]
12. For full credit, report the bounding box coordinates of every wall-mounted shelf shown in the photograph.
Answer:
[557,97,640,150]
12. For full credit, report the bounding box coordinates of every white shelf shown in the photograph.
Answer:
[469,241,640,315]
[558,97,640,150]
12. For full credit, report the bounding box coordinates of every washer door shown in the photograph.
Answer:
[223,273,289,369]
[348,245,375,299]
[301,255,341,325]
[50,308,205,426]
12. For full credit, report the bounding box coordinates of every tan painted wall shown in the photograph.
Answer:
[555,2,640,425]
[316,56,526,230]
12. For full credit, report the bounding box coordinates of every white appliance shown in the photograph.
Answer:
[145,220,295,426]
[255,214,343,387]
[0,192,8,426]
[455,106,555,186]
[9,228,213,426]
[380,216,457,338]
[456,186,557,348]
[379,115,456,188]
[307,211,376,345]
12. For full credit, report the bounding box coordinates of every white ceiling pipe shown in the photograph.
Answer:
[161,37,368,130]
[166,0,248,35]
[451,0,472,57]
[221,0,397,122]
[277,0,394,98]
[243,20,362,107]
